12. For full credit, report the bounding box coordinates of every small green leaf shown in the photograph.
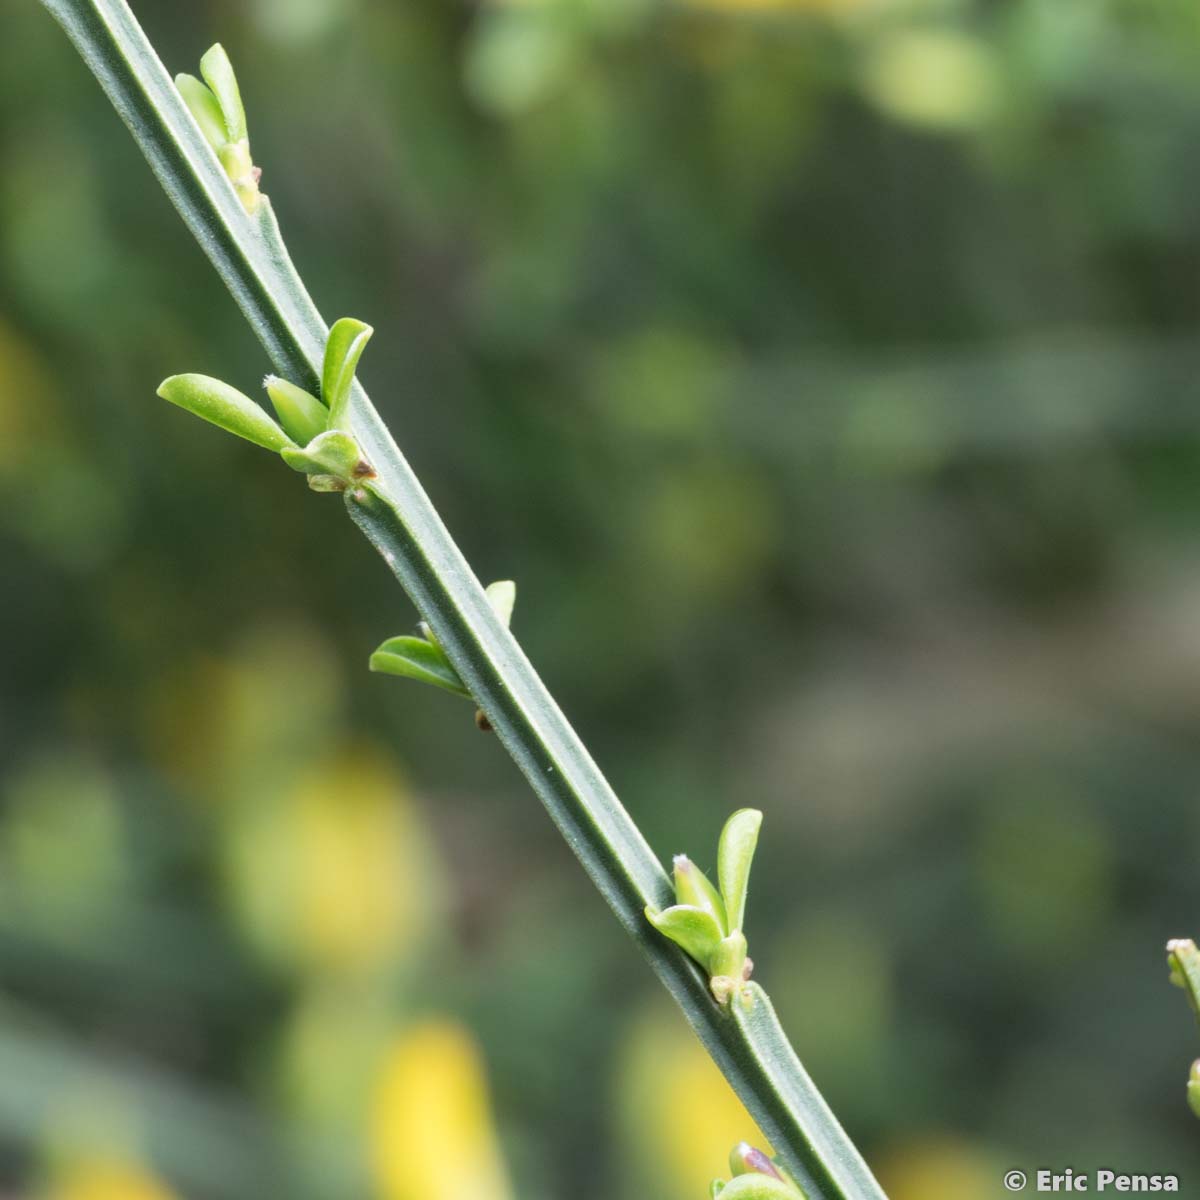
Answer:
[711,1183,727,1198]
[714,1176,802,1200]
[644,904,724,967]
[280,430,370,479]
[322,317,374,430]
[199,43,246,142]
[718,808,762,933]
[673,855,727,933]
[1189,1060,1200,1121]
[175,73,226,150]
[486,580,516,628]
[370,636,471,698]
[265,375,327,444]
[1168,939,1200,1013]
[156,373,295,451]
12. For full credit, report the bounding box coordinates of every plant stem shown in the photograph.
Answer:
[38,2,886,1195]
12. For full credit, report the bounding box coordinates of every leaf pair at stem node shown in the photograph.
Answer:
[156,316,374,493]
[646,809,763,1008]
[370,581,517,731]
[176,45,261,214]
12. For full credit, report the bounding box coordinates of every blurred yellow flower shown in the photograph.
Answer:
[225,746,441,976]
[876,1135,997,1200]
[690,0,865,10]
[861,30,999,131]
[371,1020,513,1200]
[617,1004,770,1199]
[47,1159,178,1200]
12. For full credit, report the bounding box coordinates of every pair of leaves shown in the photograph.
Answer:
[176,44,245,149]
[265,314,371,442]
[645,809,762,1002]
[175,44,259,212]
[370,581,517,701]
[156,316,373,479]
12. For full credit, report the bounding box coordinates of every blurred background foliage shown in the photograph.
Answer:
[3,0,1200,1196]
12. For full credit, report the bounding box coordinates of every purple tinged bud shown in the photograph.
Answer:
[729,1143,784,1179]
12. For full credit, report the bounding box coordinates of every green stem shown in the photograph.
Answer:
[38,2,886,1195]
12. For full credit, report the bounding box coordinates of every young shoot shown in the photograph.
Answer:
[371,581,517,730]
[156,316,375,494]
[176,44,261,213]
[646,809,763,1007]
